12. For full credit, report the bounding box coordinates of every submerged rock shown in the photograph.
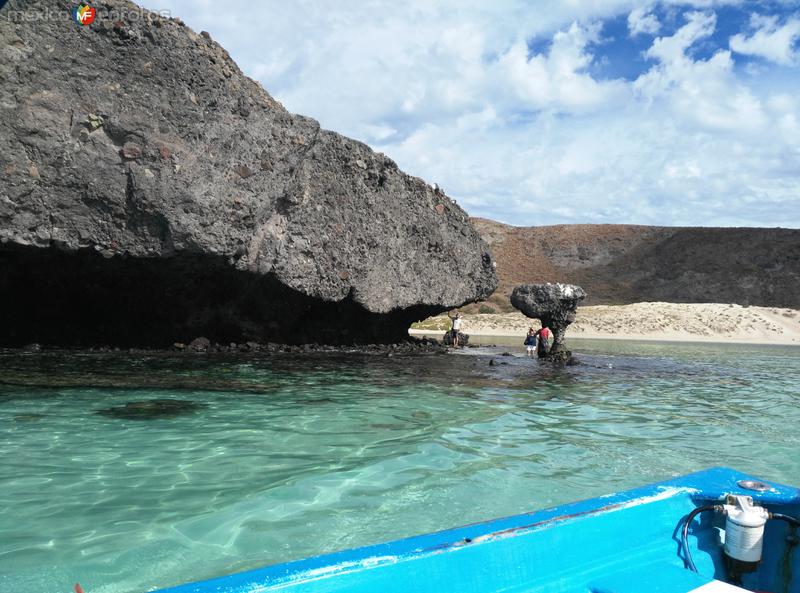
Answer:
[0,0,496,347]
[14,413,45,422]
[97,399,204,420]
[510,283,587,361]
[188,337,211,352]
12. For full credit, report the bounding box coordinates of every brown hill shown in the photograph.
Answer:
[469,219,800,311]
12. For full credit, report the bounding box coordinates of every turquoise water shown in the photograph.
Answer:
[1,339,799,593]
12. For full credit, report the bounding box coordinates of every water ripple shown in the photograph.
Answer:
[0,341,798,593]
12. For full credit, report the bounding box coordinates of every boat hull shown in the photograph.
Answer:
[155,468,800,593]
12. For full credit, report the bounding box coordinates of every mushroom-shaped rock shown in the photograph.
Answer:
[510,283,586,357]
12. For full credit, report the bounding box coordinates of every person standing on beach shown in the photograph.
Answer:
[535,325,553,357]
[524,327,537,357]
[448,311,463,347]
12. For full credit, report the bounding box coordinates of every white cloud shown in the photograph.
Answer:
[495,22,629,113]
[644,10,716,64]
[635,12,768,132]
[628,6,661,36]
[730,14,800,66]
[137,0,800,228]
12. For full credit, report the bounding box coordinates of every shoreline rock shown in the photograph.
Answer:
[0,336,449,356]
[442,330,470,347]
[0,0,496,347]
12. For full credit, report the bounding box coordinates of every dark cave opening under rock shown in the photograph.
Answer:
[0,245,441,347]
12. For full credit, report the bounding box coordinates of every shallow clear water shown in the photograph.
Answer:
[1,339,798,593]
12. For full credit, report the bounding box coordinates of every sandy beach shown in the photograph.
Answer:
[410,303,800,345]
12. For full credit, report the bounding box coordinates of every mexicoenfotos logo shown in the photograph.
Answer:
[1,1,170,23]
[72,3,96,26]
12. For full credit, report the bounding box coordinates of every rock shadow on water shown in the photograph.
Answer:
[14,413,46,422]
[96,399,205,420]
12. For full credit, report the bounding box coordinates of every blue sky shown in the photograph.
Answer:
[138,0,800,228]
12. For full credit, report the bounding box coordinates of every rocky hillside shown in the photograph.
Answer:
[471,219,800,311]
[0,0,495,347]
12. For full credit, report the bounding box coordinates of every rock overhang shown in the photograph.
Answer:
[0,0,497,345]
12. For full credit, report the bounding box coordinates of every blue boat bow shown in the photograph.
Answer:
[154,468,800,593]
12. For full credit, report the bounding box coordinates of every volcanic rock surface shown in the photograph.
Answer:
[472,219,800,311]
[0,0,496,346]
[510,283,587,355]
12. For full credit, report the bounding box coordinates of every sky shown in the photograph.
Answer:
[138,0,800,228]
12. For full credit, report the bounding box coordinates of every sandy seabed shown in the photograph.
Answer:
[411,303,800,345]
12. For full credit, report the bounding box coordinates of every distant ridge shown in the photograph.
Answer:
[470,218,800,311]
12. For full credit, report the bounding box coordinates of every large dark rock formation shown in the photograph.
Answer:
[511,283,587,358]
[0,0,496,346]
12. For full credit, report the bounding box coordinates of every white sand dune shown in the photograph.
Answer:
[411,303,800,345]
